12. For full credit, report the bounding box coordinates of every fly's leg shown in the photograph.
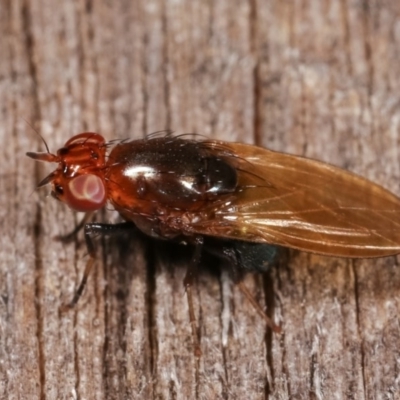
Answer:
[183,236,204,357]
[228,242,282,333]
[60,222,136,311]
[55,212,93,243]
[204,239,282,333]
[236,280,281,333]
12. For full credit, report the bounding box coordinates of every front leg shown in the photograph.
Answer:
[54,212,93,243]
[60,222,137,310]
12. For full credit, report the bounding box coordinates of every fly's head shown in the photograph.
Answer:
[27,132,108,212]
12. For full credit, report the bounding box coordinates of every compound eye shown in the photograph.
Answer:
[65,174,106,212]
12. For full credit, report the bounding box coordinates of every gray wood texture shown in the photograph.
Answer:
[1,0,400,399]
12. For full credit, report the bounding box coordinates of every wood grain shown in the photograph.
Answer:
[1,0,400,399]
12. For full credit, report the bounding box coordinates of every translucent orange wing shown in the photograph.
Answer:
[191,142,400,258]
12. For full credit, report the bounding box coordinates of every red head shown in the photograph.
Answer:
[27,132,108,212]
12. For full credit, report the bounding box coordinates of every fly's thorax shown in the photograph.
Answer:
[105,137,238,238]
[106,137,238,211]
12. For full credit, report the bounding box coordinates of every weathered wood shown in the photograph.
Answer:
[1,0,400,398]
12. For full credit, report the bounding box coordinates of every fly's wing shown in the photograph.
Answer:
[191,142,400,258]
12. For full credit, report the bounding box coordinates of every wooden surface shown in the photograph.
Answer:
[1,0,400,399]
